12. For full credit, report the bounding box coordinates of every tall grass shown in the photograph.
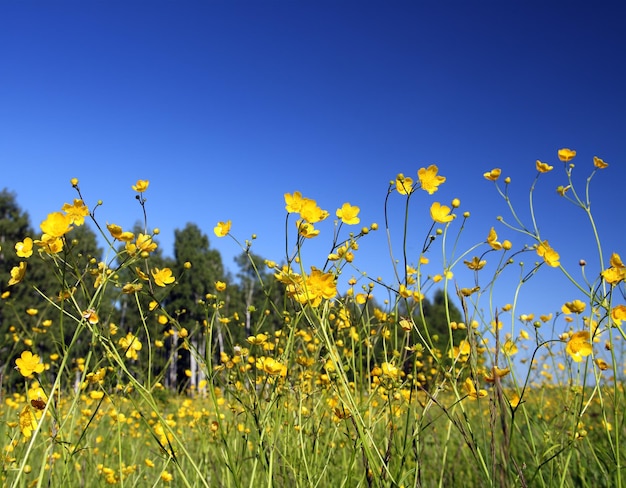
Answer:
[1,150,624,487]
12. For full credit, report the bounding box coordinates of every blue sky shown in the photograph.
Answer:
[1,1,624,334]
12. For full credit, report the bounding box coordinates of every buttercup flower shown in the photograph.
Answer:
[62,199,89,225]
[483,168,501,181]
[464,377,487,399]
[40,212,73,238]
[132,180,149,192]
[285,191,305,213]
[214,220,231,237]
[464,256,486,270]
[15,237,33,258]
[16,350,45,377]
[395,174,414,195]
[215,281,227,292]
[299,199,328,224]
[601,253,625,285]
[593,156,608,169]
[417,165,446,194]
[558,148,576,162]
[487,227,502,250]
[106,223,134,242]
[119,333,142,360]
[336,203,360,225]
[562,299,586,314]
[430,202,454,223]
[297,220,320,238]
[136,233,157,253]
[256,357,287,376]
[536,240,560,267]
[565,331,592,362]
[536,160,553,173]
[611,305,626,326]
[8,262,27,286]
[19,405,39,438]
[152,267,175,287]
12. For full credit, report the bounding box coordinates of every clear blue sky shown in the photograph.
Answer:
[1,1,624,333]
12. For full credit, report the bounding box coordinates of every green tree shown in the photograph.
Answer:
[168,223,224,391]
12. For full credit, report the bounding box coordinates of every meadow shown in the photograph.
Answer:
[1,148,624,487]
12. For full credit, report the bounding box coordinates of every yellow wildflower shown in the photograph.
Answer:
[536,240,560,267]
[152,267,175,287]
[558,148,576,162]
[483,168,501,181]
[565,331,592,362]
[417,165,446,194]
[395,174,413,195]
[16,351,45,377]
[132,179,149,192]
[430,202,454,223]
[487,227,502,250]
[593,156,608,169]
[336,203,360,225]
[15,237,33,258]
[536,160,553,173]
[214,220,231,237]
[40,212,73,237]
[62,199,89,225]
[8,262,27,286]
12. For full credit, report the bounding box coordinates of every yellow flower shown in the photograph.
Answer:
[8,262,27,286]
[16,350,45,377]
[214,220,231,237]
[160,470,173,483]
[15,237,33,258]
[487,227,502,250]
[536,160,553,173]
[132,180,149,192]
[82,309,99,324]
[593,156,608,169]
[62,199,89,225]
[106,223,134,242]
[417,165,446,194]
[299,199,329,223]
[256,357,287,376]
[595,358,610,371]
[284,191,305,213]
[484,366,511,383]
[152,268,175,287]
[536,240,560,267]
[611,305,626,326]
[602,253,626,285]
[136,233,157,253]
[19,405,39,438]
[381,362,400,380]
[35,235,64,254]
[558,148,576,162]
[463,377,487,400]
[286,267,337,307]
[336,203,360,225]
[502,340,518,356]
[40,212,73,237]
[119,333,142,360]
[429,202,454,223]
[562,299,586,314]
[215,281,227,292]
[464,256,486,270]
[395,174,414,195]
[297,220,320,238]
[565,331,592,362]
[483,168,501,181]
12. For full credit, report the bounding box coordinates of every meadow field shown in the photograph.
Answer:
[1,149,624,487]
